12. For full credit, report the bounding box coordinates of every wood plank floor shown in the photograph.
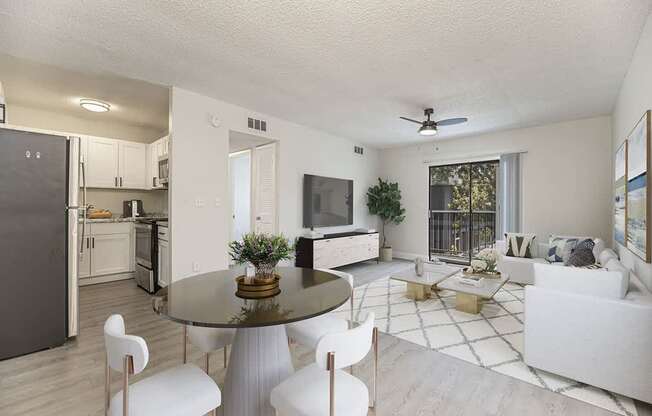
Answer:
[0,260,649,415]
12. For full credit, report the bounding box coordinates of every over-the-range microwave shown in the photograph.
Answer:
[158,155,169,186]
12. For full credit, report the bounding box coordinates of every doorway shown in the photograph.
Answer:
[228,131,277,243]
[428,160,498,264]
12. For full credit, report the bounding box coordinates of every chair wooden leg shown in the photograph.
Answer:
[206,353,210,375]
[123,355,134,416]
[327,352,335,416]
[183,325,187,364]
[104,353,110,416]
[371,327,379,409]
[224,345,228,368]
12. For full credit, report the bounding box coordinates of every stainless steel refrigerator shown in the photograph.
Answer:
[0,126,80,360]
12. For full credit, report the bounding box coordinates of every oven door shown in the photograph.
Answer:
[135,223,153,268]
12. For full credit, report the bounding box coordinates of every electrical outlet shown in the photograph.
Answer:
[192,262,201,272]
[215,197,221,207]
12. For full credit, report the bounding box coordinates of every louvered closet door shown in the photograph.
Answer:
[253,143,277,234]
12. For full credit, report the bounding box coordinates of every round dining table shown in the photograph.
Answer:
[154,266,352,416]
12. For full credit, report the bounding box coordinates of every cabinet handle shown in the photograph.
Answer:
[92,237,95,249]
[114,177,118,187]
[86,237,90,249]
[120,177,123,187]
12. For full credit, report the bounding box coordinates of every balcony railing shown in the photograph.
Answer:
[429,210,496,263]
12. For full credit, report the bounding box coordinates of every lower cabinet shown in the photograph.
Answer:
[79,222,135,280]
[157,239,169,287]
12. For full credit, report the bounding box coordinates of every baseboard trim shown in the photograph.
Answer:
[392,251,428,261]
[79,272,135,286]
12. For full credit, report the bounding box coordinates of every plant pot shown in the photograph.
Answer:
[380,247,393,262]
[253,263,278,283]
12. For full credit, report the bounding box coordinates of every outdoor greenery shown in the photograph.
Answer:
[367,178,406,248]
[229,232,294,275]
[430,163,497,212]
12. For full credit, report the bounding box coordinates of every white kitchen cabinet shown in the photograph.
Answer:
[147,136,168,189]
[91,233,132,276]
[86,136,119,188]
[119,141,147,189]
[79,222,135,280]
[78,232,91,279]
[157,239,169,287]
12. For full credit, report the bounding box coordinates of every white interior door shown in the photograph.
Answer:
[229,150,251,242]
[253,143,277,234]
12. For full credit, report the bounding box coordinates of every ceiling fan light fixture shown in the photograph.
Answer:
[418,124,437,136]
[80,98,110,113]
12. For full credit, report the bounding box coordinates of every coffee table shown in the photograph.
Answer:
[438,273,508,314]
[390,264,460,300]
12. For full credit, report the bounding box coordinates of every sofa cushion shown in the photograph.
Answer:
[598,248,618,266]
[533,263,628,299]
[546,236,579,263]
[604,258,630,299]
[505,233,536,258]
[549,235,604,260]
[565,239,596,267]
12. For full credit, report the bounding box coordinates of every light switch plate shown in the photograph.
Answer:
[195,198,204,208]
[215,198,221,207]
[192,262,201,272]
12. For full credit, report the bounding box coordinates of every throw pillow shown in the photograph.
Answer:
[566,238,596,267]
[505,233,536,258]
[547,236,579,263]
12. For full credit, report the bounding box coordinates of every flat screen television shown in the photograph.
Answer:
[303,174,353,228]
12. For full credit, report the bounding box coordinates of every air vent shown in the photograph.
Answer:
[247,117,267,132]
[354,145,364,155]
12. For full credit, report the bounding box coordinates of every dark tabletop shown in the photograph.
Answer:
[154,267,352,328]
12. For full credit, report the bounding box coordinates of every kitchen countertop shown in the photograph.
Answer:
[79,213,168,223]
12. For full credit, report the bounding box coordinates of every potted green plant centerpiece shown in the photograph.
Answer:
[229,232,294,283]
[367,178,406,262]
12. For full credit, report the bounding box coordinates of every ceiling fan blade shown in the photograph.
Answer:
[399,116,423,125]
[435,117,468,126]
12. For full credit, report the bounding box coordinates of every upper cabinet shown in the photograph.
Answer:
[83,136,156,190]
[86,136,119,188]
[119,141,147,189]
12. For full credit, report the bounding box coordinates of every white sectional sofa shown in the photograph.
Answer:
[525,259,652,403]
[495,237,605,285]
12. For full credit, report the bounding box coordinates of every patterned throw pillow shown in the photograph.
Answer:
[505,233,536,258]
[566,238,596,267]
[547,236,579,263]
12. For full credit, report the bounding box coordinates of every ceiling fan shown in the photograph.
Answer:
[400,108,468,136]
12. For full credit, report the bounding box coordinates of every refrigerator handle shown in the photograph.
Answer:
[80,160,87,254]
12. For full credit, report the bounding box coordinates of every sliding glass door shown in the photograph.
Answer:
[429,160,498,264]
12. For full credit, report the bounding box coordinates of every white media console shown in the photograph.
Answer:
[295,231,380,269]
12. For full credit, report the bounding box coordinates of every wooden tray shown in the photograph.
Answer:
[87,210,113,219]
[235,275,281,299]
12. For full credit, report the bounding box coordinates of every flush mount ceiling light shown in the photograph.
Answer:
[80,98,110,113]
[400,108,468,136]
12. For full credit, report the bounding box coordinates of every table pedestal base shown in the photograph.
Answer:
[222,325,293,416]
[406,282,432,300]
[456,293,482,314]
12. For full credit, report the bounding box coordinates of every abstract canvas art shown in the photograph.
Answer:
[626,110,651,262]
[614,141,627,245]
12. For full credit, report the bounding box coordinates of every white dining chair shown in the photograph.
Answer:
[184,325,236,373]
[104,314,221,416]
[270,312,379,416]
[285,268,354,350]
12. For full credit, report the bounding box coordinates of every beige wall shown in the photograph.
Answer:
[86,189,167,215]
[379,116,612,259]
[611,13,652,290]
[169,87,380,280]
[7,104,165,143]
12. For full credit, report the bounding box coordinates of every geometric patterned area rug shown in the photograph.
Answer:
[333,275,638,416]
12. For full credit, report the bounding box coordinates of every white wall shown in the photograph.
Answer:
[380,116,612,259]
[611,13,652,290]
[7,104,165,143]
[169,87,379,280]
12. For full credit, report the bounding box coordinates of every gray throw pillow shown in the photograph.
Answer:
[565,239,595,267]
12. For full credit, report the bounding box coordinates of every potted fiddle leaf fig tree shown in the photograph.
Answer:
[367,178,406,262]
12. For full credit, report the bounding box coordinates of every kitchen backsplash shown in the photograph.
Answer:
[86,189,167,215]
